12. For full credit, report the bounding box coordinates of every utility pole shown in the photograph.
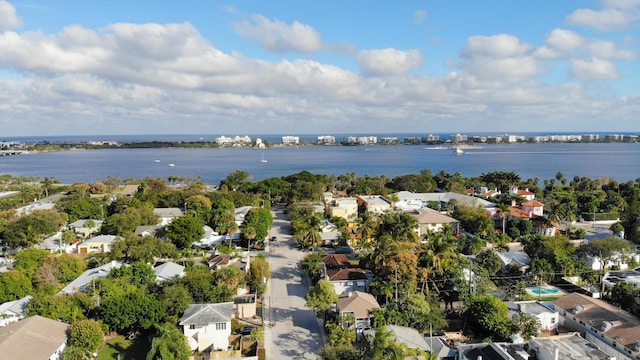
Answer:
[395,268,398,303]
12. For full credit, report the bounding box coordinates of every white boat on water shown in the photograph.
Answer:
[260,152,268,163]
[168,163,176,167]
[454,148,464,155]
[154,160,161,163]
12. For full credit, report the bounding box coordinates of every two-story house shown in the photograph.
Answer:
[179,302,235,353]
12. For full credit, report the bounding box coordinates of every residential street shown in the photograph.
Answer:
[263,208,324,359]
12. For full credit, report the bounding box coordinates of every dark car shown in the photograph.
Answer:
[239,326,256,335]
[333,246,353,254]
[270,236,277,242]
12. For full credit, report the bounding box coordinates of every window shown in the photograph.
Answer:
[216,323,227,331]
[550,317,555,323]
[189,325,195,330]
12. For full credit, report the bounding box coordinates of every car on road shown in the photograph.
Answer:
[239,326,256,335]
[270,236,277,242]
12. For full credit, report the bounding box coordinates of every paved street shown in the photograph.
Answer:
[263,208,324,359]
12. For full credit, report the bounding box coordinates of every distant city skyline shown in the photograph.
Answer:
[0,0,639,136]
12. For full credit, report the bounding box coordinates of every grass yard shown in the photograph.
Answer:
[97,335,149,360]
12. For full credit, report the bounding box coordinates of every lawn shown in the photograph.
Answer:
[97,335,149,360]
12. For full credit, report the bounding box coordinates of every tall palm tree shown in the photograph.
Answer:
[366,326,409,360]
[497,203,511,235]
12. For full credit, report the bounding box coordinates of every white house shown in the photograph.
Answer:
[68,219,103,237]
[58,260,124,295]
[506,301,559,332]
[179,302,234,353]
[0,295,32,327]
[153,207,184,226]
[77,235,118,254]
[328,197,359,220]
[529,333,613,360]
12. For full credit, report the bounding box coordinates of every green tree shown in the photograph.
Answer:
[147,323,191,360]
[0,270,33,303]
[99,289,165,333]
[326,323,356,346]
[306,280,339,314]
[248,254,270,294]
[69,319,104,355]
[13,248,50,278]
[159,283,193,321]
[166,215,205,249]
[319,344,364,360]
[3,209,67,248]
[466,295,512,340]
[511,313,540,340]
[303,251,325,283]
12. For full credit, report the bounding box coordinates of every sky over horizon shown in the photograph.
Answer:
[0,0,639,137]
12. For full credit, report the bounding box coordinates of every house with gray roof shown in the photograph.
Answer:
[58,260,124,295]
[0,315,70,360]
[154,261,185,282]
[0,295,32,327]
[179,302,234,353]
[153,207,184,225]
[68,219,103,237]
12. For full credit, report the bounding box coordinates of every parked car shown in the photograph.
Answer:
[270,236,277,242]
[333,246,353,254]
[239,326,256,335]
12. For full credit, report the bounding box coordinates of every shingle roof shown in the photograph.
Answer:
[0,295,32,316]
[336,291,380,318]
[179,303,234,327]
[0,315,70,359]
[154,261,185,281]
[58,260,124,295]
[409,208,459,225]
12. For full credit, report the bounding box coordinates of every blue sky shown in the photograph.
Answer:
[0,0,638,136]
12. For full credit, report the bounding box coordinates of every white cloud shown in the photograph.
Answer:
[355,48,424,76]
[566,0,640,31]
[546,29,584,50]
[0,0,21,31]
[462,34,533,58]
[458,34,542,84]
[571,58,619,79]
[413,10,428,24]
[233,15,322,53]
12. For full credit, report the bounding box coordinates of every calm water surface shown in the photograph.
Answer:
[1,143,638,185]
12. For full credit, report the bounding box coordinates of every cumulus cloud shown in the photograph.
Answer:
[355,48,424,76]
[566,6,638,31]
[233,15,322,53]
[462,34,533,58]
[538,28,636,61]
[571,58,620,79]
[546,29,585,50]
[458,34,542,84]
[0,0,22,31]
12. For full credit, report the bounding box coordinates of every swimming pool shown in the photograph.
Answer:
[530,287,561,295]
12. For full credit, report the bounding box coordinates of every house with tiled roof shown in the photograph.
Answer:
[153,261,185,282]
[323,254,351,269]
[553,292,640,359]
[326,268,370,294]
[179,302,234,353]
[522,200,544,217]
[509,185,536,201]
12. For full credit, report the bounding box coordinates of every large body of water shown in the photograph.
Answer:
[1,142,638,186]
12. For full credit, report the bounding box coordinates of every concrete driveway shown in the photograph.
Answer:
[262,209,324,359]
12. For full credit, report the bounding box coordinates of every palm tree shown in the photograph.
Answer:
[497,203,511,235]
[365,326,409,360]
[301,228,322,251]
[355,212,378,251]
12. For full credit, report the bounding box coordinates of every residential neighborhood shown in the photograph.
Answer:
[0,169,639,360]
